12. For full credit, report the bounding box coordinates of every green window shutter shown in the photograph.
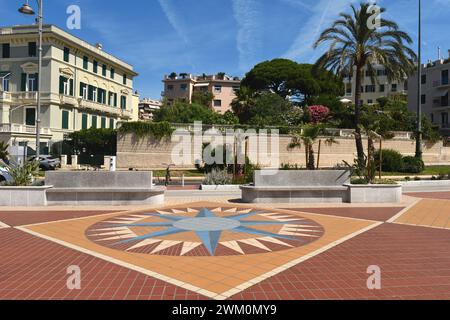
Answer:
[83,56,88,69]
[69,79,74,96]
[93,60,98,73]
[25,108,36,126]
[63,47,70,62]
[121,96,127,109]
[91,115,97,129]
[34,73,39,91]
[101,117,106,128]
[59,76,65,94]
[28,42,37,57]
[88,85,94,101]
[114,93,117,107]
[110,68,115,79]
[21,73,27,91]
[102,65,107,76]
[109,118,114,129]
[81,113,88,130]
[62,110,69,129]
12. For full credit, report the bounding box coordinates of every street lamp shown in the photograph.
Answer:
[415,0,423,158]
[18,0,43,159]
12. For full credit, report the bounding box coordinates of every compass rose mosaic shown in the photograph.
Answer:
[86,207,325,256]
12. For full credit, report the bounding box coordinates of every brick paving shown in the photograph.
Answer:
[284,207,404,222]
[0,210,120,227]
[232,223,450,300]
[1,196,450,300]
[0,228,206,300]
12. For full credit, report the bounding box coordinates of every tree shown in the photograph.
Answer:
[191,90,214,108]
[231,86,256,123]
[313,2,416,164]
[247,92,294,127]
[288,125,322,170]
[307,105,330,124]
[153,101,226,124]
[0,141,9,162]
[241,59,343,103]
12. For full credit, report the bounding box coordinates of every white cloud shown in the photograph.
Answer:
[280,0,313,11]
[157,0,190,44]
[232,0,264,71]
[283,0,359,62]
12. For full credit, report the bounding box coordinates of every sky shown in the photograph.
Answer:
[1,0,450,99]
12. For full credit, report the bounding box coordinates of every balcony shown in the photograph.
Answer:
[10,91,38,104]
[0,123,52,136]
[78,98,132,118]
[433,79,450,88]
[0,91,11,102]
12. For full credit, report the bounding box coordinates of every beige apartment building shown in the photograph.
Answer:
[407,55,450,136]
[162,73,240,114]
[0,24,139,154]
[343,65,408,105]
[139,98,162,121]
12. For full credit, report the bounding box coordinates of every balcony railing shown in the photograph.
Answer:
[0,91,11,101]
[78,98,132,118]
[0,123,52,135]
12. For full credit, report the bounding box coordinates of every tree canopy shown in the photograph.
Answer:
[241,59,343,104]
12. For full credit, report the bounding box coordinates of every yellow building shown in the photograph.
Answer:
[0,24,139,154]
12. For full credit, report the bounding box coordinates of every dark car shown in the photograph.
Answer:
[29,155,61,171]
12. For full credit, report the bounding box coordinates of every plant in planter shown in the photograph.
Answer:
[0,160,39,186]
[0,141,9,162]
[203,169,232,185]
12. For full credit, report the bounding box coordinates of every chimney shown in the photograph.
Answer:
[95,43,103,50]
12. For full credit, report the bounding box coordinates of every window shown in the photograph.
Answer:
[368,99,373,104]
[63,47,70,62]
[442,112,449,126]
[109,92,117,107]
[28,42,37,57]
[81,113,88,130]
[80,83,88,99]
[25,108,36,126]
[421,94,426,104]
[404,80,408,91]
[102,64,107,77]
[391,84,398,92]
[109,118,114,129]
[92,87,97,102]
[2,43,10,58]
[23,73,38,91]
[93,60,98,73]
[421,74,427,85]
[442,70,449,86]
[123,74,127,85]
[101,117,106,129]
[120,95,127,110]
[213,99,222,107]
[2,75,10,91]
[91,115,97,129]
[232,86,240,93]
[180,84,187,91]
[431,113,434,123]
[62,110,69,130]
[377,69,387,76]
[59,76,69,95]
[365,85,375,93]
[379,84,385,92]
[167,84,174,90]
[83,56,89,70]
[110,68,115,79]
[360,86,364,93]
[214,85,222,93]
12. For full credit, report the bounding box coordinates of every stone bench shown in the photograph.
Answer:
[45,171,165,205]
[240,170,351,203]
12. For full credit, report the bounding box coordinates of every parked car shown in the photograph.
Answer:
[0,166,13,184]
[29,155,61,171]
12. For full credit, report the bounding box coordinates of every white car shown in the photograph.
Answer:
[0,167,13,184]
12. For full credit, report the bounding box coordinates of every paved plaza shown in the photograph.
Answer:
[1,192,450,300]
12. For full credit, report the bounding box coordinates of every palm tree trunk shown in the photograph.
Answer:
[308,144,315,170]
[367,137,375,183]
[354,67,365,164]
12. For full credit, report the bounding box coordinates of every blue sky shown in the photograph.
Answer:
[1,0,450,99]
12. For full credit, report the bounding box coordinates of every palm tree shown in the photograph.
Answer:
[288,124,322,170]
[0,141,9,162]
[231,86,256,123]
[313,2,416,164]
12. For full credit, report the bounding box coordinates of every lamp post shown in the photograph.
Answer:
[415,0,423,158]
[18,0,43,159]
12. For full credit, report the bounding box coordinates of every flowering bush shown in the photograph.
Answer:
[307,105,330,124]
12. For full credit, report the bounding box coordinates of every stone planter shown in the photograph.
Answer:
[201,185,241,191]
[0,186,53,207]
[345,184,402,203]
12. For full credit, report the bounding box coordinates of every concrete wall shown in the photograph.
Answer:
[117,132,448,170]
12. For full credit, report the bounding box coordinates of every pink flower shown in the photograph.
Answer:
[307,105,330,124]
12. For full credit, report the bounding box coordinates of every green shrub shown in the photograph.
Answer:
[118,121,174,139]
[203,169,232,185]
[0,160,39,186]
[374,149,404,172]
[401,156,425,174]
